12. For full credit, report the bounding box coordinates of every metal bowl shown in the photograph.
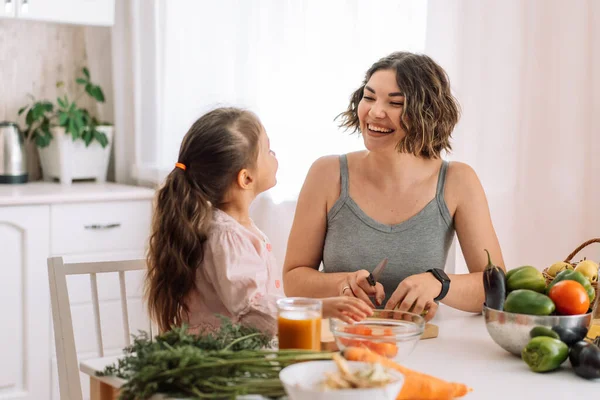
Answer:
[483,305,593,356]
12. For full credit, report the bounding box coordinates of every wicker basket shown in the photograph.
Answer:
[542,238,600,302]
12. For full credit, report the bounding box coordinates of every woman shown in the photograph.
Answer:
[282,52,505,321]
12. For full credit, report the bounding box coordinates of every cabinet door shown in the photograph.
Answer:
[15,0,115,26]
[0,0,17,18]
[0,206,50,400]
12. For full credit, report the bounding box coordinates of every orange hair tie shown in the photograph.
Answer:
[175,162,186,171]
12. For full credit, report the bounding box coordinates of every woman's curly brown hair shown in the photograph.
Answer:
[337,52,461,159]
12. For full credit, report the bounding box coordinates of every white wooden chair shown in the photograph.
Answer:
[48,254,154,400]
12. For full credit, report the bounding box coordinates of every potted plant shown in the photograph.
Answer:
[18,67,112,185]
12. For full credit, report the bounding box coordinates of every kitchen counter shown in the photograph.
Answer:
[80,306,600,400]
[0,181,155,206]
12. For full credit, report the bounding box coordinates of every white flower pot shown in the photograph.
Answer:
[38,125,113,185]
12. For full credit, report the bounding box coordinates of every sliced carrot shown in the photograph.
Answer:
[366,341,399,358]
[343,346,472,400]
[344,325,373,335]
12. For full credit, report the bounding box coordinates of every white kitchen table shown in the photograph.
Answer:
[401,305,599,399]
[80,305,600,400]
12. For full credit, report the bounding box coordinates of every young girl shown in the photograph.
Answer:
[144,107,373,335]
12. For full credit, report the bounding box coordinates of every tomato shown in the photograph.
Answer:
[548,280,590,315]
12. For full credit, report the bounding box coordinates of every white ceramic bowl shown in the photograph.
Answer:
[279,360,404,400]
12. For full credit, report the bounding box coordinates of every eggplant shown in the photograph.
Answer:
[551,325,589,347]
[483,249,506,310]
[569,340,600,380]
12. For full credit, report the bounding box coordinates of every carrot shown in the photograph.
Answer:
[340,325,399,357]
[343,347,472,400]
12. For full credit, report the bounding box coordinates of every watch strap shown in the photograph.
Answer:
[427,268,450,302]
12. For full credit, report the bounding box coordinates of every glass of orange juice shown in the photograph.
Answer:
[276,297,322,350]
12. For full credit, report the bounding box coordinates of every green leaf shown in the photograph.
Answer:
[32,104,43,120]
[76,78,87,85]
[68,118,78,140]
[41,119,51,134]
[35,134,48,148]
[42,101,53,112]
[34,127,52,148]
[25,109,35,125]
[85,83,94,98]
[82,67,90,79]
[69,102,76,113]
[74,111,85,131]
[18,106,28,116]
[93,130,109,148]
[83,130,93,147]
[91,86,105,102]
[57,96,66,109]
[58,111,69,126]
[42,122,53,140]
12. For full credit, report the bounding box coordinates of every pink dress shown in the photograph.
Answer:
[184,209,284,335]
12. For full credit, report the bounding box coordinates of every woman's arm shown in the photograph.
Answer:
[386,162,505,315]
[443,162,505,312]
[283,156,385,307]
[283,156,349,297]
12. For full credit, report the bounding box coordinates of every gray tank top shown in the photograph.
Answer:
[322,154,455,306]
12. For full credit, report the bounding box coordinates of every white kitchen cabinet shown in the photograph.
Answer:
[0,206,50,400]
[1,0,115,26]
[0,0,17,18]
[0,182,155,400]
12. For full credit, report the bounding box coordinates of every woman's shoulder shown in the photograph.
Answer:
[445,160,481,188]
[444,160,485,211]
[307,151,366,182]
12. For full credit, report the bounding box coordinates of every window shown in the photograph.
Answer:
[134,0,428,203]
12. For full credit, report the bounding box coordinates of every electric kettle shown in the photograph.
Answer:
[0,121,28,184]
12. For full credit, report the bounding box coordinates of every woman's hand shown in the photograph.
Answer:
[322,296,374,324]
[341,270,386,308]
[384,272,441,321]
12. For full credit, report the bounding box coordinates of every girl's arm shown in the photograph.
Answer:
[283,156,385,307]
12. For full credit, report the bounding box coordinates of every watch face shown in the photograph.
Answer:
[436,268,450,282]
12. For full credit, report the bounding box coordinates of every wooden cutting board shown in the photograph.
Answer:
[320,319,439,351]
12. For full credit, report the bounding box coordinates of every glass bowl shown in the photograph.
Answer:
[329,310,425,361]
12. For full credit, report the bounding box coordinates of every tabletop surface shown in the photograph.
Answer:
[81,306,600,400]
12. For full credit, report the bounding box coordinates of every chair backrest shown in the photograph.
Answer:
[48,254,152,400]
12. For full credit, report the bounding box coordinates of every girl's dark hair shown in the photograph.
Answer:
[144,107,262,332]
[337,51,461,158]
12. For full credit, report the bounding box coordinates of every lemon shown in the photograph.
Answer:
[574,259,599,283]
[547,261,573,277]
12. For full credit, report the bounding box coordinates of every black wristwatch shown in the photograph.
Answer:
[427,268,451,301]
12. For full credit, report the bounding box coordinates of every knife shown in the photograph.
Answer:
[366,258,388,286]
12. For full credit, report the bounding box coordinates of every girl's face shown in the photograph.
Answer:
[357,69,407,152]
[254,128,278,193]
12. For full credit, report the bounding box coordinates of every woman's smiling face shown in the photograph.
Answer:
[357,68,407,152]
